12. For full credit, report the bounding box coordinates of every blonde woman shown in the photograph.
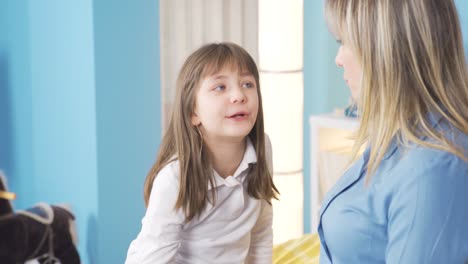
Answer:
[319,0,468,263]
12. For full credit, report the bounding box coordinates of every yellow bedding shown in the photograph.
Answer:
[272,233,320,264]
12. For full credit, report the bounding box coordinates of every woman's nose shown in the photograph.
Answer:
[335,47,344,68]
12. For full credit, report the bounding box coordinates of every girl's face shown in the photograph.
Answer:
[191,67,259,143]
[335,42,362,100]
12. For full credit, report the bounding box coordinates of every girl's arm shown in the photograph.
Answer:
[247,200,273,264]
[246,200,274,263]
[125,165,185,264]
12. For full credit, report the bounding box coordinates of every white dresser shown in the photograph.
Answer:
[309,113,359,231]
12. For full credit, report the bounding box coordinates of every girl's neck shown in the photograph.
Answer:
[204,137,247,178]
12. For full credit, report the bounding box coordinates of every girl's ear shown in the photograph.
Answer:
[191,112,201,126]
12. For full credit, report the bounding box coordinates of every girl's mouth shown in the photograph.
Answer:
[227,112,249,119]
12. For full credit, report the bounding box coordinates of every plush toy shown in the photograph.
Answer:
[0,172,80,264]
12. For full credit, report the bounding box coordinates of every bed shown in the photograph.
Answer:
[273,233,320,264]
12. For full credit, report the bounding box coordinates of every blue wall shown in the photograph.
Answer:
[1,2,98,262]
[93,0,161,263]
[455,0,468,54]
[0,1,161,263]
[302,1,349,233]
[28,2,99,262]
[302,0,468,233]
[1,1,35,205]
[0,2,13,190]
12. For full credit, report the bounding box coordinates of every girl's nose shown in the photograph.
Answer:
[231,86,246,103]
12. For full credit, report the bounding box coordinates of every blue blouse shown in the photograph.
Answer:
[318,114,468,264]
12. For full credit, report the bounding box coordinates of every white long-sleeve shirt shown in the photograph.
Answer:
[125,137,273,264]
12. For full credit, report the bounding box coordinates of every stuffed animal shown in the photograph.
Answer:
[0,171,80,264]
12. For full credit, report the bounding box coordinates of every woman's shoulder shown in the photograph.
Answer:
[386,133,467,187]
[377,139,467,205]
[412,124,466,163]
[436,117,468,148]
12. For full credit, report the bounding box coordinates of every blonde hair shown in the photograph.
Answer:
[325,0,468,180]
[144,42,278,220]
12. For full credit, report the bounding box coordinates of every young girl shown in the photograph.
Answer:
[125,42,278,264]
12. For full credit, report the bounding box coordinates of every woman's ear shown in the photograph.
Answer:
[191,112,201,126]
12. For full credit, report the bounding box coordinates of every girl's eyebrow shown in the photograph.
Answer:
[211,75,228,80]
[209,72,253,80]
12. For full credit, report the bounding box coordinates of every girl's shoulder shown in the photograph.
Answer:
[264,133,273,174]
[153,159,181,186]
[264,133,272,151]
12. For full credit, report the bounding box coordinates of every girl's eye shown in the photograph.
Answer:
[242,82,255,89]
[336,39,343,45]
[214,85,226,91]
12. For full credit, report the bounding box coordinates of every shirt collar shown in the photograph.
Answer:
[426,110,444,128]
[380,110,445,160]
[208,137,256,190]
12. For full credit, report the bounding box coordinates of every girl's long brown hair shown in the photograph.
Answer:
[144,42,279,221]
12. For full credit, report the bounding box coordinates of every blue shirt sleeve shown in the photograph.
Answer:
[385,151,468,263]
